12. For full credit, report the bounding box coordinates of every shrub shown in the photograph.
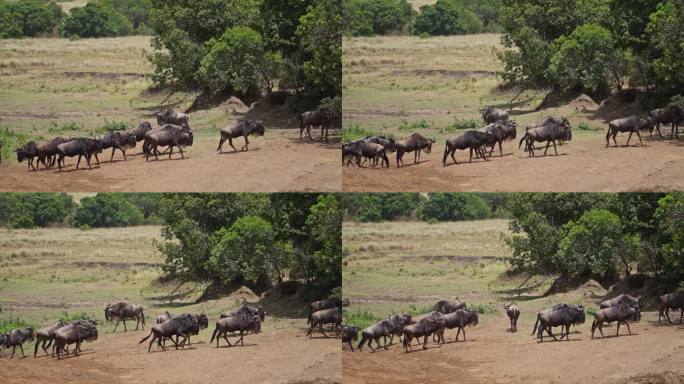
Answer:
[0,0,64,39]
[412,0,482,36]
[71,193,144,228]
[344,0,413,36]
[61,2,133,38]
[0,193,74,229]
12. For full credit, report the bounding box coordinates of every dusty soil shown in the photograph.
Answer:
[1,130,340,192]
[0,327,340,384]
[342,136,684,192]
[343,312,684,384]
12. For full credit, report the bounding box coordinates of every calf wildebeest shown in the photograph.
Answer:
[99,131,136,162]
[606,116,652,147]
[341,325,358,351]
[301,109,332,142]
[307,307,342,338]
[342,139,389,168]
[56,138,103,171]
[4,328,33,358]
[591,304,641,339]
[519,118,572,156]
[504,303,520,333]
[434,299,467,314]
[387,313,412,345]
[435,309,479,343]
[139,313,198,352]
[155,108,189,127]
[648,105,683,138]
[396,133,435,167]
[599,294,641,309]
[357,319,395,352]
[308,299,342,325]
[533,304,585,342]
[129,122,153,142]
[53,321,98,359]
[34,320,67,357]
[402,312,445,352]
[217,119,265,153]
[479,120,517,157]
[210,312,261,348]
[442,130,492,166]
[104,302,145,332]
[144,124,193,161]
[658,292,684,324]
[481,106,509,124]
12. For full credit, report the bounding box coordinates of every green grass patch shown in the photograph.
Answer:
[468,303,497,314]
[440,118,481,134]
[0,126,30,164]
[398,119,431,131]
[577,122,600,131]
[343,309,381,331]
[342,124,379,143]
[58,311,92,323]
[48,121,81,134]
[0,317,36,334]
[96,120,132,134]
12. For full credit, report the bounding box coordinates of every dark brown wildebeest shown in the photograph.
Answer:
[519,118,573,156]
[301,110,332,143]
[658,292,684,324]
[434,299,467,314]
[155,311,172,324]
[129,122,153,142]
[217,120,265,153]
[4,328,33,358]
[435,309,479,343]
[342,139,389,168]
[138,313,198,352]
[386,314,411,345]
[104,302,145,332]
[144,124,193,161]
[99,131,137,162]
[154,312,208,347]
[396,133,435,167]
[220,303,266,322]
[591,304,641,339]
[307,307,342,338]
[504,303,520,333]
[341,325,358,351]
[34,320,67,357]
[479,120,518,157]
[533,304,585,342]
[599,294,641,309]
[16,137,72,171]
[56,138,103,171]
[605,116,652,147]
[308,299,342,325]
[210,312,261,348]
[402,312,445,352]
[356,320,395,352]
[648,105,683,138]
[443,131,492,166]
[53,321,98,359]
[155,109,189,127]
[15,142,39,171]
[481,106,509,124]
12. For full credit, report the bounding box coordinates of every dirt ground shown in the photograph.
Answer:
[0,130,340,192]
[342,136,684,192]
[342,312,683,384]
[0,327,340,384]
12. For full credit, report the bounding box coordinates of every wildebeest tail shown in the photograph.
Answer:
[532,314,540,336]
[442,144,449,166]
[139,332,152,344]
[518,133,528,149]
[591,317,597,334]
[210,325,219,343]
[357,334,366,350]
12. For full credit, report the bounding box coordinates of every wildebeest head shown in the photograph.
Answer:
[15,141,37,162]
[197,313,209,329]
[104,304,113,321]
[250,120,265,136]
[155,109,170,125]
[423,139,436,154]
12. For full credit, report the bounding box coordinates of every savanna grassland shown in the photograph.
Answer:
[342,220,684,384]
[0,225,340,384]
[341,34,684,192]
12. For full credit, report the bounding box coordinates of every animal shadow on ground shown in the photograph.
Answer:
[218,148,263,156]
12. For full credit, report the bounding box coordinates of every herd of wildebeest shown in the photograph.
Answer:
[342,104,684,168]
[0,297,343,359]
[340,291,684,353]
[10,107,334,172]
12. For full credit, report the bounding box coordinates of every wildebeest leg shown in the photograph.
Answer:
[469,148,473,163]
[455,327,462,341]
[552,140,558,155]
[242,135,250,151]
[122,318,128,332]
[228,137,237,152]
[616,321,621,336]
[111,147,116,162]
[148,335,157,352]
[422,334,428,350]
[217,135,226,153]
[612,132,619,147]
[626,132,633,147]
[626,322,632,335]
[543,140,551,155]
[636,130,643,146]
[451,149,457,165]
[75,154,82,170]
[112,319,120,332]
[85,153,92,169]
[307,126,313,141]
[319,324,329,338]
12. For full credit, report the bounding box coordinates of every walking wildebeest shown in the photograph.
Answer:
[16,137,71,171]
[220,303,266,322]
[387,314,412,345]
[99,131,136,162]
[217,119,265,153]
[129,122,153,142]
[648,105,683,138]
[15,142,39,171]
[434,299,467,314]
[504,303,520,333]
[481,106,509,124]
[442,131,492,166]
[591,304,641,339]
[658,292,684,324]
[357,319,395,352]
[605,116,652,147]
[519,118,572,156]
[139,314,199,352]
[155,312,208,347]
[479,120,517,157]
[307,307,342,338]
[435,309,479,343]
[599,294,641,309]
[210,312,261,348]
[4,328,33,358]
[53,321,98,359]
[342,139,389,168]
[156,311,172,324]
[301,109,332,142]
[104,302,145,332]
[396,133,435,167]
[341,325,358,351]
[144,124,193,161]
[34,320,67,357]
[533,304,585,342]
[402,312,445,352]
[56,138,103,171]
[155,109,189,127]
[308,299,342,325]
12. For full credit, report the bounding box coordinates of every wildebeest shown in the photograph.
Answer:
[341,325,358,351]
[155,312,208,347]
[387,314,412,345]
[307,307,342,338]
[357,320,395,352]
[56,138,103,171]
[402,312,445,352]
[15,142,39,171]
[217,119,265,153]
[504,303,520,333]
[658,292,684,324]
[53,321,98,359]
[139,313,199,352]
[481,106,509,124]
[435,309,479,343]
[129,122,153,142]
[155,311,172,324]
[648,105,683,138]
[155,109,189,127]
[532,304,585,342]
[210,312,261,348]
[442,131,492,166]
[599,294,641,309]
[342,139,389,168]
[591,304,641,339]
[34,320,67,357]
[606,116,652,147]
[143,124,193,161]
[308,299,342,325]
[396,133,435,167]
[301,109,332,142]
[16,137,72,171]
[220,303,266,322]
[519,117,572,156]
[479,120,518,157]
[99,131,137,162]
[434,299,467,314]
[104,302,145,332]
[4,328,33,358]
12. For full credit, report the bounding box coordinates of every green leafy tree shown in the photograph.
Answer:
[655,193,684,282]
[646,0,684,94]
[413,0,482,36]
[71,194,143,227]
[61,2,133,38]
[0,193,74,229]
[0,0,64,38]
[98,0,152,30]
[344,0,413,36]
[306,194,342,288]
[420,193,492,221]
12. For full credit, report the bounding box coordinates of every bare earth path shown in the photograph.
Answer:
[1,131,340,192]
[343,312,683,384]
[343,137,684,192]
[0,327,340,384]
